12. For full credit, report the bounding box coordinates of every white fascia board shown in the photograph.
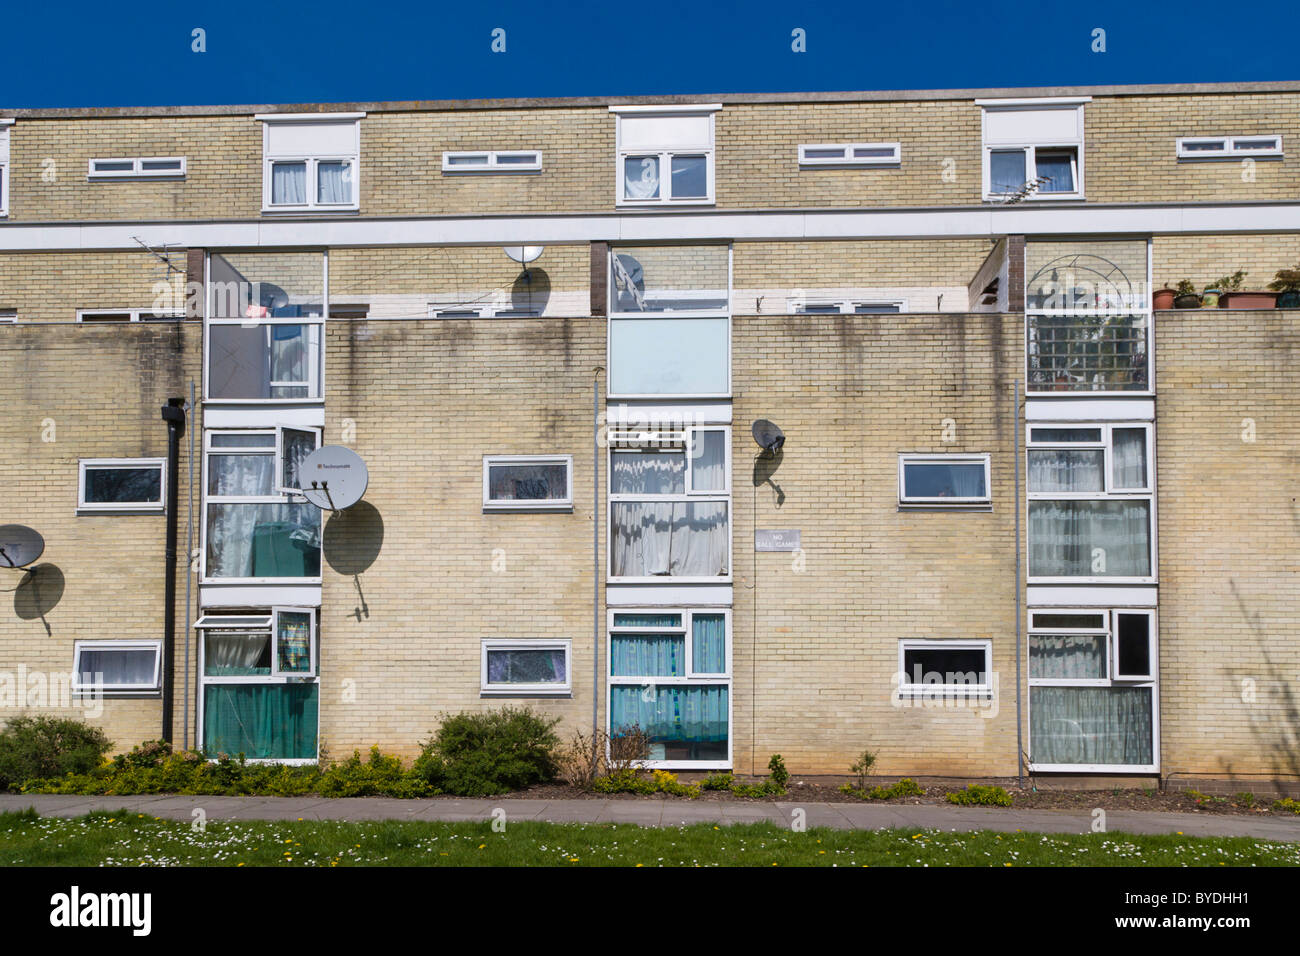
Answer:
[1027,585,1157,608]
[608,104,722,113]
[202,406,325,429]
[2,203,1300,251]
[606,400,733,427]
[974,97,1092,106]
[0,118,15,126]
[200,584,322,608]
[605,583,733,607]
[254,112,367,122]
[1025,398,1155,422]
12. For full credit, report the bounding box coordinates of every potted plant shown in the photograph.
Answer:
[1267,263,1300,309]
[1201,271,1240,309]
[1172,279,1201,309]
[1153,282,1177,310]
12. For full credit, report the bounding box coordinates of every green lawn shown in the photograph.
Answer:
[1,809,1295,867]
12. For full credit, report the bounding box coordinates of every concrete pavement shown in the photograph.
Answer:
[3,793,1298,841]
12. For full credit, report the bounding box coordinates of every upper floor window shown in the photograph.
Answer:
[78,458,165,513]
[898,454,991,508]
[1175,135,1283,160]
[257,113,363,212]
[78,308,184,322]
[611,105,718,206]
[798,142,901,167]
[978,98,1088,201]
[88,156,186,180]
[442,150,542,173]
[0,119,12,217]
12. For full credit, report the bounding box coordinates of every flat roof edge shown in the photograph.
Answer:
[4,80,1300,119]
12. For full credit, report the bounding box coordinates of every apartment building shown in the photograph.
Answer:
[0,83,1297,785]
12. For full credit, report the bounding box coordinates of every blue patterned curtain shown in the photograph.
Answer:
[610,684,728,743]
[611,635,683,677]
[692,614,726,673]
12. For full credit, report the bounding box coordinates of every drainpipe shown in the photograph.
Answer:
[183,379,195,750]
[593,368,602,740]
[1013,379,1024,786]
[160,397,186,745]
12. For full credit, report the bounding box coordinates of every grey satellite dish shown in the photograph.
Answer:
[503,245,544,265]
[751,420,786,454]
[300,446,369,511]
[0,525,45,569]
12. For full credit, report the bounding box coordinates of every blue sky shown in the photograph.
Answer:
[5,0,1296,108]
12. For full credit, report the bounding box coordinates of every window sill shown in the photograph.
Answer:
[897,504,993,513]
[608,576,734,585]
[73,691,161,699]
[480,689,572,698]
[984,194,1085,203]
[260,207,360,216]
[482,503,574,514]
[76,507,165,516]
[615,200,716,209]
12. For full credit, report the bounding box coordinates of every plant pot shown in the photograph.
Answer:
[1172,294,1201,309]
[1153,289,1176,310]
[1201,289,1221,308]
[1219,291,1278,309]
[1276,290,1300,308]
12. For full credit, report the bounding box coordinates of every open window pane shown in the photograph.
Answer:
[610,684,728,762]
[1028,500,1151,577]
[1029,634,1107,680]
[1114,613,1153,679]
[203,683,319,759]
[276,611,313,674]
[1030,685,1153,766]
[990,149,1026,193]
[611,501,728,577]
[609,318,728,394]
[278,427,319,495]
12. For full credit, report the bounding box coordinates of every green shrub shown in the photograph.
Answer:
[0,716,112,791]
[1274,797,1300,814]
[318,747,434,798]
[592,768,699,797]
[849,749,878,791]
[414,707,560,797]
[946,784,1012,807]
[700,772,735,791]
[841,777,924,800]
[767,754,789,790]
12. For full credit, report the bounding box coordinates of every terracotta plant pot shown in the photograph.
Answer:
[1153,289,1176,309]
[1172,294,1201,309]
[1219,291,1278,309]
[1276,291,1300,308]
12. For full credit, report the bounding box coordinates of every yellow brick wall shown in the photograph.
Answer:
[1154,309,1300,778]
[0,251,188,322]
[0,320,201,751]
[1153,234,1300,292]
[734,239,995,288]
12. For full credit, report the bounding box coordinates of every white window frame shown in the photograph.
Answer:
[1025,422,1156,584]
[426,304,542,319]
[274,424,322,497]
[203,319,324,403]
[77,308,185,323]
[442,150,542,173]
[611,105,718,207]
[607,427,732,583]
[791,298,908,314]
[0,310,15,323]
[979,99,1087,201]
[896,639,994,699]
[200,430,322,585]
[480,639,572,696]
[897,453,991,508]
[78,458,166,513]
[0,118,11,218]
[71,640,162,696]
[607,607,732,770]
[87,156,187,179]
[1176,135,1283,159]
[798,142,901,167]
[257,113,362,213]
[1028,607,1158,773]
[482,454,574,512]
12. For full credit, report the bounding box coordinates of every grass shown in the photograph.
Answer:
[0,809,1296,867]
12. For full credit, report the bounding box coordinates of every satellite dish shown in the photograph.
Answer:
[751,420,786,454]
[503,246,544,265]
[299,446,369,511]
[0,525,45,569]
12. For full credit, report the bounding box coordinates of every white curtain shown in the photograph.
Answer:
[282,431,317,490]
[1031,686,1153,765]
[611,451,684,494]
[1029,500,1151,576]
[950,464,985,498]
[78,648,154,685]
[204,632,271,676]
[271,162,306,204]
[623,156,660,199]
[1112,429,1147,488]
[1028,450,1104,493]
[612,501,728,577]
[317,161,351,204]
[1029,634,1106,679]
[690,432,726,491]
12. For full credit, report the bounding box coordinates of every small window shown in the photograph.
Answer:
[481,640,571,696]
[1113,610,1155,681]
[196,607,316,678]
[898,454,991,507]
[0,120,10,217]
[88,157,186,179]
[612,106,717,206]
[78,459,165,512]
[897,640,993,698]
[1176,135,1282,159]
[77,308,184,323]
[72,640,162,695]
[275,425,321,496]
[442,150,542,172]
[0,310,16,324]
[258,114,362,212]
[791,298,906,314]
[798,142,901,166]
[483,455,573,511]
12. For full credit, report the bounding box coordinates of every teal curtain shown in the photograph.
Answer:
[611,635,683,677]
[610,684,728,744]
[613,613,681,628]
[692,614,726,673]
[203,683,319,759]
[1030,686,1152,766]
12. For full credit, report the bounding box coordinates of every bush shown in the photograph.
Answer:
[414,707,560,797]
[840,777,924,801]
[700,772,735,791]
[849,749,878,791]
[767,754,789,790]
[555,729,607,790]
[318,747,434,798]
[946,784,1012,807]
[1274,797,1300,814]
[0,716,112,791]
[592,768,699,797]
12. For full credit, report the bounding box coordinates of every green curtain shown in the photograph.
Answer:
[203,683,319,759]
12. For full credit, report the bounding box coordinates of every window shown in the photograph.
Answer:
[257,113,362,212]
[896,640,993,698]
[88,157,186,179]
[483,455,573,511]
[78,459,165,512]
[442,150,542,172]
[203,431,322,582]
[1025,239,1150,393]
[77,308,184,322]
[197,608,319,761]
[0,119,11,216]
[608,609,730,768]
[608,245,730,398]
[979,98,1087,200]
[1028,608,1156,771]
[792,298,905,314]
[72,640,162,695]
[0,310,14,324]
[612,105,717,205]
[427,304,541,319]
[798,142,901,166]
[1176,135,1282,159]
[898,454,991,507]
[481,640,571,696]
[609,427,730,581]
[1027,424,1154,582]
